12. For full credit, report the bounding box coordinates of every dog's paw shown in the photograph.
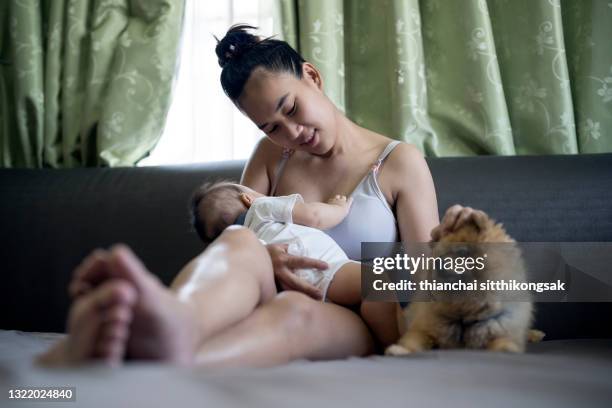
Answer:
[385,344,413,356]
[527,329,545,343]
[487,337,522,353]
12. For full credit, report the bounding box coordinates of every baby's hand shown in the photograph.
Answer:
[327,194,353,211]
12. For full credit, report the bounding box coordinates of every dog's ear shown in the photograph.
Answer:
[471,210,491,232]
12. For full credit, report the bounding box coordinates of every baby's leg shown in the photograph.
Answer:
[326,263,399,348]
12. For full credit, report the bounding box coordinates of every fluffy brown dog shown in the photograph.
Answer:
[386,211,544,355]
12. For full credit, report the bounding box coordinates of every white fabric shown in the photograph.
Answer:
[244,194,353,301]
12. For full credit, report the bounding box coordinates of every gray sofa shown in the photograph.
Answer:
[1,154,611,407]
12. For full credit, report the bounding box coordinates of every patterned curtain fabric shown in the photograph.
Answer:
[277,0,612,156]
[0,0,185,168]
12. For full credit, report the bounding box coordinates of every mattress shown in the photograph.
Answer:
[1,330,610,407]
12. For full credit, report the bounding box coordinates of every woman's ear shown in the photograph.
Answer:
[240,193,254,208]
[302,62,323,90]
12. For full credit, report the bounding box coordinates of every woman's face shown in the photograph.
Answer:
[237,63,337,155]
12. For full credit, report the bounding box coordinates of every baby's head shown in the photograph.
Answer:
[190,180,264,243]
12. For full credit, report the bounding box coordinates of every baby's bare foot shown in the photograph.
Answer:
[108,245,200,365]
[38,279,136,366]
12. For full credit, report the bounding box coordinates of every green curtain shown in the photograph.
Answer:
[277,0,612,156]
[0,0,184,168]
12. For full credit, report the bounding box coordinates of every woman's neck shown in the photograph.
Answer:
[321,110,370,158]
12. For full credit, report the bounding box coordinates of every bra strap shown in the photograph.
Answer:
[270,148,293,196]
[372,141,402,172]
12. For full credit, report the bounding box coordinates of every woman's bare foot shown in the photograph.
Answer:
[107,245,201,365]
[49,244,201,365]
[37,279,136,366]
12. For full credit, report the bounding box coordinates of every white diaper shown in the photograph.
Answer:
[287,240,356,302]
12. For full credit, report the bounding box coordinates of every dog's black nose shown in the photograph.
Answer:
[435,264,461,279]
[453,247,472,258]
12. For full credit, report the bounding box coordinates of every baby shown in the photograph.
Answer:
[190,180,398,348]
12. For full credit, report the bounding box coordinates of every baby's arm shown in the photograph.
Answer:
[292,195,353,230]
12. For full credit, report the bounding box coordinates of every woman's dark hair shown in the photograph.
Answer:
[215,24,306,101]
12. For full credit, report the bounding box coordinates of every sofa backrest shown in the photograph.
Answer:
[1,154,611,339]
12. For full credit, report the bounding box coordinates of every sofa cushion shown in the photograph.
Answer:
[1,154,611,338]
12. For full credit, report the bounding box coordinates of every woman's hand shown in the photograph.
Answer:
[430,204,488,241]
[266,243,328,300]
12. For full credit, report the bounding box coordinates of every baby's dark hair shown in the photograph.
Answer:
[215,24,306,101]
[189,180,244,243]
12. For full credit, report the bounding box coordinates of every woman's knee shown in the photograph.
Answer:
[174,226,274,294]
[216,226,261,249]
[211,226,276,297]
[269,291,375,359]
[270,291,316,334]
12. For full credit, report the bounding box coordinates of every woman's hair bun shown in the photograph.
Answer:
[215,24,261,68]
[215,23,305,101]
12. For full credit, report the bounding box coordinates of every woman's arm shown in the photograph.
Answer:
[385,144,440,243]
[386,145,486,243]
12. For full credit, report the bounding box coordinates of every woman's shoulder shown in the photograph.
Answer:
[381,142,430,190]
[361,129,427,177]
[245,137,286,174]
[242,137,286,193]
[387,142,425,164]
[251,137,285,161]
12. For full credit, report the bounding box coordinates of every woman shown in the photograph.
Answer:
[39,25,477,367]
